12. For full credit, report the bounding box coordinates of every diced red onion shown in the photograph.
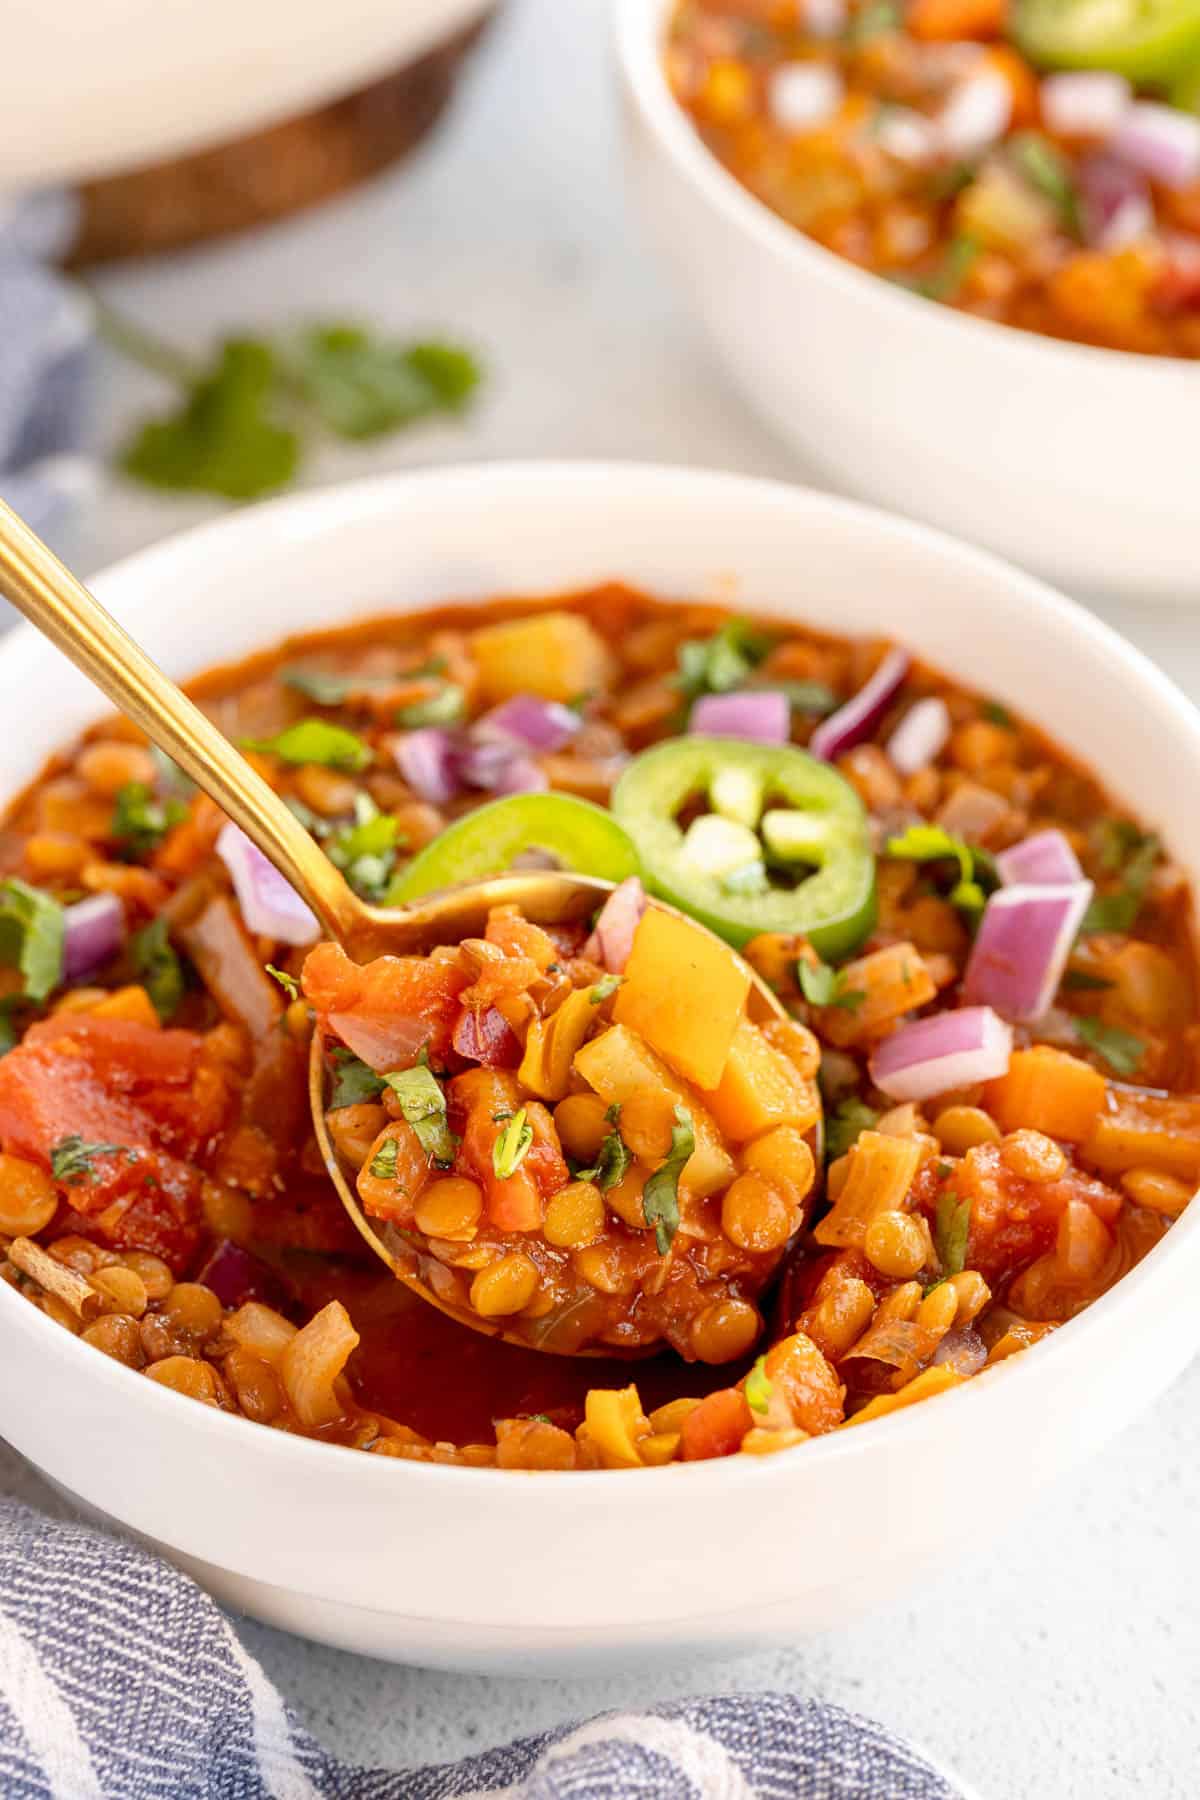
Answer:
[769,63,844,133]
[216,821,320,946]
[328,1012,433,1074]
[475,695,580,754]
[1113,103,1200,191]
[809,646,910,763]
[584,877,647,974]
[1078,153,1153,250]
[690,689,791,744]
[195,1240,290,1311]
[800,0,847,36]
[932,1325,988,1376]
[963,881,1093,1022]
[934,782,1008,840]
[63,893,124,981]
[393,727,461,806]
[452,1005,522,1069]
[937,71,1011,158]
[870,1005,1013,1102]
[876,107,941,166]
[455,739,548,795]
[887,697,950,777]
[1041,72,1130,142]
[996,828,1083,888]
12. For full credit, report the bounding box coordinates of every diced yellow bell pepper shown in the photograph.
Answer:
[573,1023,734,1198]
[471,611,615,704]
[518,988,597,1103]
[703,1017,821,1143]
[584,1385,649,1468]
[613,907,750,1091]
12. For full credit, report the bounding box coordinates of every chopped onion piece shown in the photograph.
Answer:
[1113,103,1200,191]
[393,727,460,806]
[62,893,124,981]
[216,822,320,947]
[1078,153,1153,250]
[455,739,548,795]
[996,828,1083,888]
[584,876,646,974]
[452,1004,522,1068]
[870,1006,1013,1101]
[809,646,910,763]
[1041,72,1130,141]
[690,690,790,744]
[938,71,1011,158]
[876,107,941,166]
[769,63,844,133]
[196,1240,290,1311]
[801,0,847,36]
[963,881,1093,1022]
[887,697,951,776]
[475,695,580,754]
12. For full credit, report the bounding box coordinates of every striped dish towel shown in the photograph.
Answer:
[0,1500,966,1800]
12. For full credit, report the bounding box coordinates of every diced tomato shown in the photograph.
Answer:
[484,907,560,972]
[303,942,468,1072]
[451,1005,523,1068]
[450,1072,568,1232]
[679,1387,752,1460]
[936,1141,1122,1284]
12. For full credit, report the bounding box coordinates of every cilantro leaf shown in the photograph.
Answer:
[369,1138,401,1181]
[286,326,482,441]
[913,233,980,302]
[384,1062,458,1167]
[575,1108,634,1192]
[642,1106,695,1255]
[282,667,357,706]
[825,1097,878,1161]
[981,700,1013,727]
[265,964,300,1002]
[797,958,865,1010]
[325,795,402,901]
[589,974,624,1004]
[1010,132,1081,237]
[1082,834,1159,934]
[50,1135,124,1185]
[243,720,372,772]
[934,1187,971,1279]
[0,880,64,1003]
[886,824,995,919]
[1062,969,1112,993]
[110,782,186,857]
[1073,1016,1144,1077]
[753,679,838,716]
[492,1106,534,1180]
[744,1354,774,1418]
[120,338,300,501]
[1093,818,1145,875]
[328,1048,385,1109]
[393,685,467,730]
[131,915,184,1021]
[675,619,774,699]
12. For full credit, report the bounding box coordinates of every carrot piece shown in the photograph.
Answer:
[1083,1091,1200,1182]
[985,1045,1105,1142]
[679,1387,753,1461]
[703,1017,821,1143]
[908,0,1006,38]
[613,907,750,1090]
[815,941,936,1049]
[814,1130,923,1248]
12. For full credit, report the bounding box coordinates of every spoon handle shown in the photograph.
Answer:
[0,499,363,944]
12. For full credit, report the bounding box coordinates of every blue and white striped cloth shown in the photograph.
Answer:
[0,195,94,548]
[0,1498,966,1800]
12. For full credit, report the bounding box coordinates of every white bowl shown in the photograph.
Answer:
[1,463,1198,1671]
[616,0,1200,605]
[1,0,494,192]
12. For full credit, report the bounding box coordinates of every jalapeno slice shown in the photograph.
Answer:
[390,793,640,902]
[611,738,876,959]
[1013,0,1200,81]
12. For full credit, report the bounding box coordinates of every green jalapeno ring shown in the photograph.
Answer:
[611,737,877,959]
[389,792,641,903]
[1012,0,1200,82]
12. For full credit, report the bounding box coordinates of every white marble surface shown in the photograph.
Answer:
[4,0,1199,1793]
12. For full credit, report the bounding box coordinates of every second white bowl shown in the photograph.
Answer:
[617,0,1200,604]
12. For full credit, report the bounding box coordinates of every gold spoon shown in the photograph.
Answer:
[0,500,798,1353]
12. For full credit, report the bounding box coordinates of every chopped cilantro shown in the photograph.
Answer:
[981,700,1013,727]
[243,720,372,772]
[797,958,865,1011]
[848,0,899,39]
[265,964,299,1001]
[642,1106,695,1255]
[394,685,466,730]
[1093,818,1145,875]
[1073,1016,1144,1077]
[886,823,993,920]
[744,1354,774,1418]
[575,1110,634,1193]
[589,974,624,1004]
[385,1060,458,1168]
[50,1135,124,1185]
[131,915,184,1021]
[287,328,481,440]
[1010,133,1081,237]
[369,1138,400,1181]
[913,233,980,302]
[675,619,775,700]
[1062,969,1112,993]
[282,668,356,706]
[110,782,186,857]
[325,795,402,901]
[1081,834,1159,934]
[753,679,838,716]
[328,1049,385,1109]
[0,881,64,1003]
[492,1106,534,1181]
[825,1097,878,1161]
[934,1186,971,1279]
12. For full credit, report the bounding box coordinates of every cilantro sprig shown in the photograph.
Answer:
[824,1097,878,1161]
[0,881,64,1003]
[328,1049,385,1110]
[1074,1016,1144,1077]
[1082,829,1159,935]
[50,1136,124,1185]
[643,1106,695,1255]
[325,795,403,902]
[933,1186,971,1281]
[385,1057,458,1169]
[102,303,483,502]
[797,957,865,1012]
[131,915,184,1021]
[885,823,995,920]
[111,782,187,857]
[676,619,774,700]
[575,1104,633,1192]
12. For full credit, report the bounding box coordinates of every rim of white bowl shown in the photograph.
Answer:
[2,459,1198,1502]
[616,0,1200,383]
